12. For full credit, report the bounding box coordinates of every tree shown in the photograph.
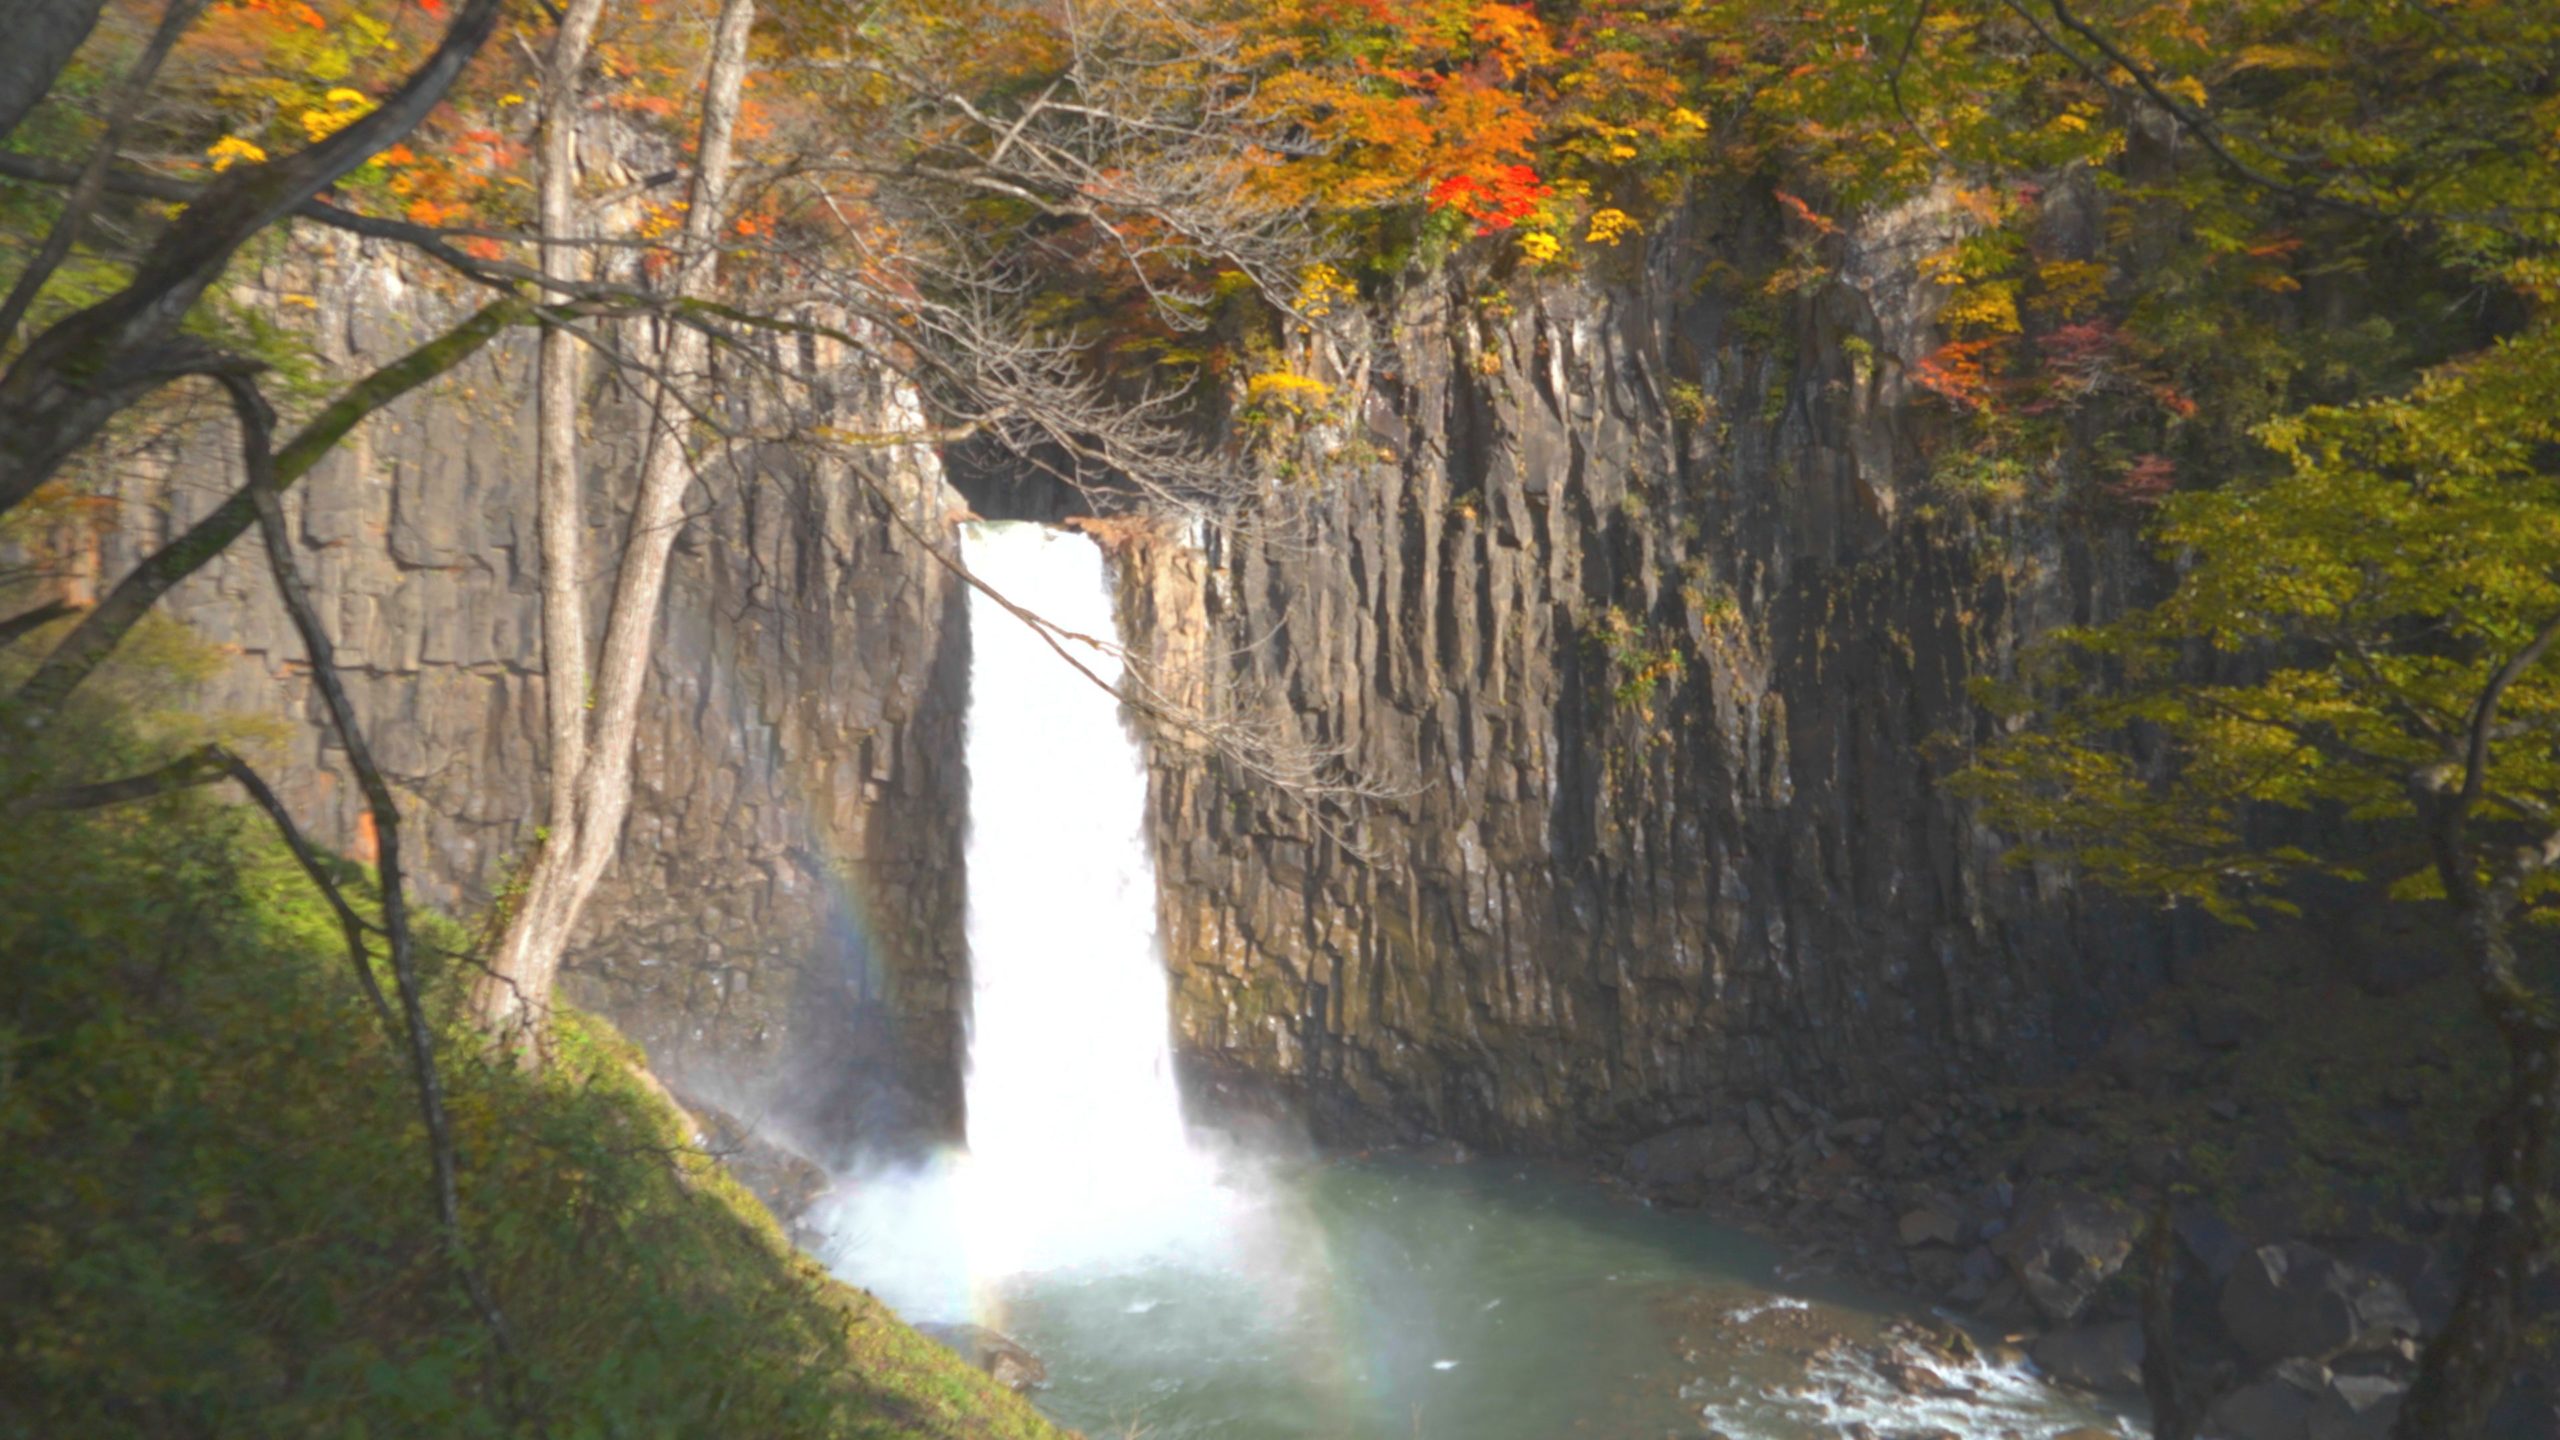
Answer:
[470,0,755,1045]
[459,0,1357,1044]
[1958,327,2560,1437]
[0,0,506,513]
[0,0,109,141]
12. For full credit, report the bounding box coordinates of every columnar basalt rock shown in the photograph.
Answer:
[1122,190,2173,1152]
[69,227,974,1158]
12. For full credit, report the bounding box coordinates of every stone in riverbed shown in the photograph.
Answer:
[2029,1319,2144,1397]
[2221,1241,2419,1365]
[914,1323,1048,1392]
[1989,1186,2140,1322]
[2308,1374,2407,1440]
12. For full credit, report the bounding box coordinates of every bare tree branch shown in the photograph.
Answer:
[218,371,515,1366]
[13,740,397,1044]
[7,297,531,729]
[0,0,505,512]
[0,0,210,348]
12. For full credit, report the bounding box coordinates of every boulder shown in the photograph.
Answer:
[2308,1374,2407,1440]
[2207,1358,2329,1440]
[2221,1242,2419,1365]
[1898,1204,1966,1249]
[1989,1186,2141,1322]
[2030,1320,2145,1397]
[914,1323,1047,1392]
[1624,1121,1758,1192]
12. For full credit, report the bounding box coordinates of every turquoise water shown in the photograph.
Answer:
[959,1157,2132,1440]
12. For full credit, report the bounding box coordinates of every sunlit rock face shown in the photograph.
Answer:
[88,178,2182,1166]
[1115,186,2180,1152]
[79,225,976,1159]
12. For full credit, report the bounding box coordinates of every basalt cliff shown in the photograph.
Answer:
[97,187,2173,1162]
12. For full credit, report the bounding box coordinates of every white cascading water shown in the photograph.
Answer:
[953,521,1212,1264]
[821,521,1235,1321]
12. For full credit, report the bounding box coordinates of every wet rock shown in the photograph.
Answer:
[1829,1117,1886,1146]
[1906,1243,1964,1295]
[1989,1186,2140,1322]
[2307,1374,2406,1440]
[1876,1356,1969,1399]
[2020,1132,2102,1180]
[2221,1241,2419,1365]
[1625,1121,1758,1193]
[915,1323,1048,1392]
[2207,1358,2329,1440]
[1950,1244,2002,1306]
[2029,1320,2144,1397]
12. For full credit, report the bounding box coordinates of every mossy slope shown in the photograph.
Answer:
[0,794,1065,1440]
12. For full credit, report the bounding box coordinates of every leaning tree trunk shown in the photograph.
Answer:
[470,0,757,1049]
[2394,892,2560,1438]
[466,0,606,1044]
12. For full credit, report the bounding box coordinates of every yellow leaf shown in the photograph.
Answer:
[206,135,267,172]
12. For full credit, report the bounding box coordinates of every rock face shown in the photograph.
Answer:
[61,180,2180,1172]
[66,228,975,1157]
[1125,186,2168,1151]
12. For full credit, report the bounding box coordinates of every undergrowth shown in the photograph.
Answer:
[0,789,1059,1440]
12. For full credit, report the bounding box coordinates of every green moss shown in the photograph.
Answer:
[0,796,1063,1440]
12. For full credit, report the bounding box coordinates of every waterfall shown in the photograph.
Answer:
[822,521,1230,1321]
[953,521,1209,1272]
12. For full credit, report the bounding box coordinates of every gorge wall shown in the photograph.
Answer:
[40,181,2179,1164]
[1123,187,2176,1152]
[60,226,975,1158]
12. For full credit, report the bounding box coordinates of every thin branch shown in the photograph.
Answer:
[0,0,504,511]
[7,297,530,727]
[218,372,515,1365]
[0,0,209,347]
[14,740,395,1033]
[0,598,81,647]
[2460,605,2560,816]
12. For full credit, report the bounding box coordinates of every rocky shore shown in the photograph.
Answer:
[1610,911,2555,1439]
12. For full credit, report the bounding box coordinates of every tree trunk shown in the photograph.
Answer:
[468,0,607,1045]
[471,0,757,1048]
[0,0,107,142]
[2393,897,2560,1438]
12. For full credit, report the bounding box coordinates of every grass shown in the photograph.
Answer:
[0,787,1066,1440]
